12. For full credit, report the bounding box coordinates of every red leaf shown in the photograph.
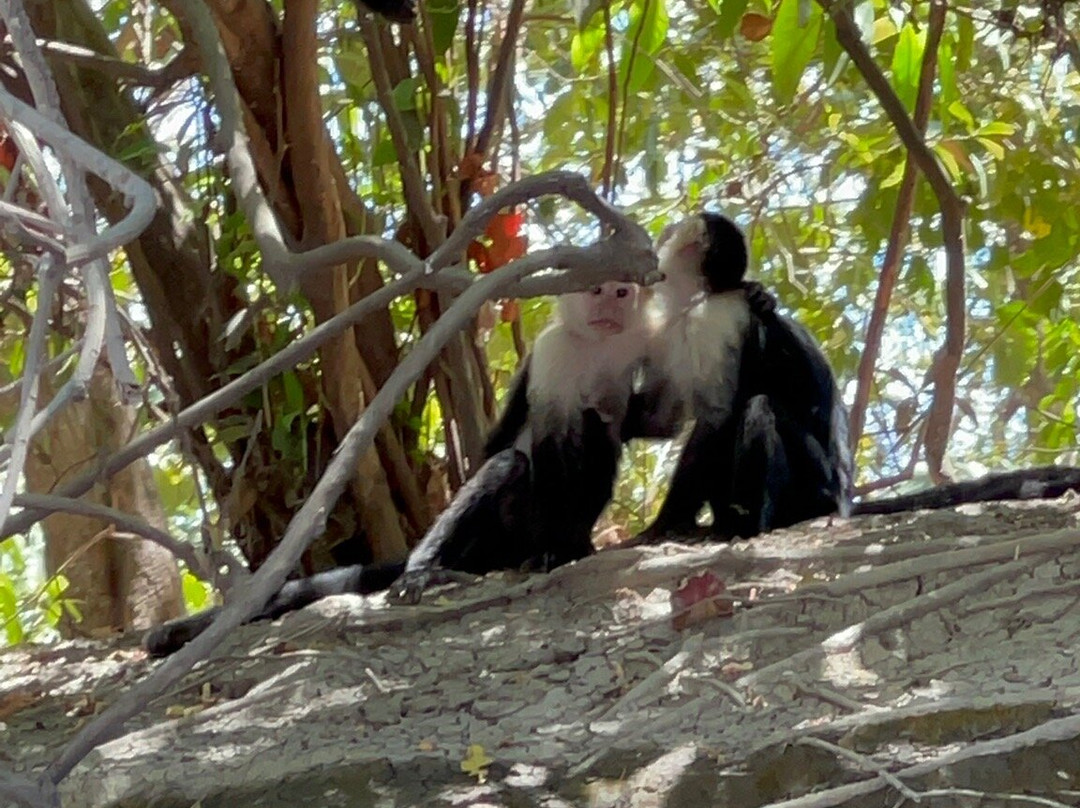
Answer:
[740,12,773,41]
[471,210,528,273]
[486,235,527,271]
[670,570,733,630]
[456,152,499,197]
[467,239,490,273]
[0,136,17,173]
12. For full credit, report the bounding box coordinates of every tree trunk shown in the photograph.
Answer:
[24,366,183,636]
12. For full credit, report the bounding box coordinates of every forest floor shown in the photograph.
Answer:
[4,497,1080,807]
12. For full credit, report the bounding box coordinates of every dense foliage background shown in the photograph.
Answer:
[0,0,1077,642]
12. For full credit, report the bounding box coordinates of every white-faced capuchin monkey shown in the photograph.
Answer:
[145,281,657,656]
[391,280,658,602]
[627,212,853,540]
[629,212,1080,535]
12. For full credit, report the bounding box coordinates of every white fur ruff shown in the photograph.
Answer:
[659,290,750,420]
[527,318,651,436]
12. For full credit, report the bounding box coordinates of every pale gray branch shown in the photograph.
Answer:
[12,493,243,581]
[0,87,155,265]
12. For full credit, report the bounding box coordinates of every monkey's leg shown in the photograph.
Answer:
[715,395,790,538]
[640,417,738,540]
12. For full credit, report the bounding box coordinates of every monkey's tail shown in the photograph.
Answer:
[851,466,1080,515]
[143,561,406,657]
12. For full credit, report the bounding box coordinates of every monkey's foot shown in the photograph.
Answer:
[631,524,727,546]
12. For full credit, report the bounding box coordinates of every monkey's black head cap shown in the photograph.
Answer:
[700,213,749,294]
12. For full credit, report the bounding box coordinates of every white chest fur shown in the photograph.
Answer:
[660,291,751,419]
[527,322,647,431]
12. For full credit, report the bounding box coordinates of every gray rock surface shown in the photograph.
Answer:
[4,498,1080,807]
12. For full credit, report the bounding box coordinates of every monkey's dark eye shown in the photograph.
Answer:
[616,288,629,298]
[591,286,603,295]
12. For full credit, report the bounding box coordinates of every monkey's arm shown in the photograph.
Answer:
[390,447,535,604]
[483,363,531,456]
[623,365,687,440]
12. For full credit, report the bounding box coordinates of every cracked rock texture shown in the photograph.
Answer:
[3,498,1080,807]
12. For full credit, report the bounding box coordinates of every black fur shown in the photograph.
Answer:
[700,213,749,293]
[144,562,404,657]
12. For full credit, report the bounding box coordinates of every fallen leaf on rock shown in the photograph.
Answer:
[460,743,493,783]
[671,570,733,630]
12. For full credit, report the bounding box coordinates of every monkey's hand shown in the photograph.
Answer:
[742,281,778,316]
[387,569,478,605]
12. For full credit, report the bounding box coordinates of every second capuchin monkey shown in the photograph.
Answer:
[629,213,853,539]
[145,281,656,655]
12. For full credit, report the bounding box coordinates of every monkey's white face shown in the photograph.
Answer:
[559,282,641,339]
[655,217,709,307]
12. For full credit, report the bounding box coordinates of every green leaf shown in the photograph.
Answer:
[716,0,749,39]
[932,142,962,181]
[282,371,305,415]
[428,0,460,57]
[1029,279,1063,317]
[821,17,845,85]
[880,160,906,189]
[937,39,956,117]
[8,336,24,378]
[392,77,419,111]
[976,121,1016,137]
[572,0,604,28]
[956,14,975,70]
[619,0,670,94]
[372,134,398,167]
[181,571,210,612]
[947,101,975,131]
[571,20,605,73]
[890,22,925,112]
[0,573,16,617]
[871,16,897,45]
[771,0,822,105]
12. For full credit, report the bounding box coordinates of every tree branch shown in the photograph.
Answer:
[358,15,446,251]
[821,0,966,481]
[847,0,942,456]
[472,0,525,157]
[0,87,155,266]
[12,493,242,582]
